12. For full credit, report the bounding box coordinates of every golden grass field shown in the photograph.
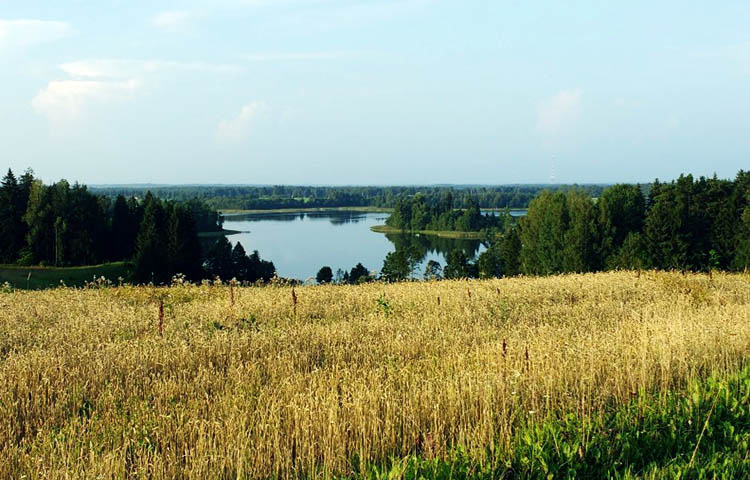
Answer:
[1,271,749,478]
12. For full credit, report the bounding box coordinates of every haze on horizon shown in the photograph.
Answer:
[2,1,749,186]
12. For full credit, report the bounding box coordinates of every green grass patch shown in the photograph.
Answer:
[0,262,128,290]
[370,224,487,239]
[360,367,750,479]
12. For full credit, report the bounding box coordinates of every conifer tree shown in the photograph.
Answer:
[167,203,203,280]
[205,236,234,280]
[499,226,522,276]
[111,195,138,260]
[133,192,169,284]
[520,191,568,275]
[598,184,645,267]
[0,169,24,262]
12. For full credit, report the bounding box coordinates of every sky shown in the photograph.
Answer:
[1,1,749,185]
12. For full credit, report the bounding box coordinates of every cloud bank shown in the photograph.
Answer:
[32,79,141,125]
[32,59,242,127]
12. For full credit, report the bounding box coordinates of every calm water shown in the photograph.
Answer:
[221,211,487,281]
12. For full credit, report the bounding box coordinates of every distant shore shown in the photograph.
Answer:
[219,206,393,215]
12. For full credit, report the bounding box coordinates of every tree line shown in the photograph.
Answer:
[376,171,750,281]
[92,184,607,211]
[385,192,509,232]
[0,169,275,284]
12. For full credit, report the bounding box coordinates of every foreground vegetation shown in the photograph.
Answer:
[370,367,750,478]
[1,271,748,478]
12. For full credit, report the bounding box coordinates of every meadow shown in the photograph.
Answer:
[1,271,749,478]
[0,262,128,290]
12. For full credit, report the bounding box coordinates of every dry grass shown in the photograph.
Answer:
[1,271,749,478]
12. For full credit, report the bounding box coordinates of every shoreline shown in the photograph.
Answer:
[219,206,393,215]
[197,229,243,238]
[370,224,487,240]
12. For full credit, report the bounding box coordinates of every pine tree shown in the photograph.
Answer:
[732,206,750,271]
[598,184,645,267]
[349,263,370,284]
[111,195,138,260]
[133,193,169,284]
[0,169,23,262]
[231,242,250,281]
[519,191,568,275]
[499,226,522,276]
[205,236,234,280]
[444,249,471,279]
[316,266,333,284]
[23,180,55,264]
[381,249,417,282]
[167,204,203,280]
[645,177,695,270]
[477,243,503,278]
[562,190,599,273]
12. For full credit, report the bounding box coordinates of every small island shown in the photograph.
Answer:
[371,192,509,238]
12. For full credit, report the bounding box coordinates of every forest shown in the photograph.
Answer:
[0,169,275,285]
[384,192,508,232]
[4,168,750,286]
[424,171,750,280]
[92,184,607,211]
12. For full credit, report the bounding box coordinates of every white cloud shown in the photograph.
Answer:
[537,89,583,135]
[31,79,141,125]
[0,19,75,49]
[60,59,242,78]
[217,102,270,143]
[150,10,198,33]
[33,59,241,127]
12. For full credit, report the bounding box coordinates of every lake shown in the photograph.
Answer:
[221,211,489,281]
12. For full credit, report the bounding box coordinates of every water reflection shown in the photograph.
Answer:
[220,211,485,280]
[384,232,482,265]
[222,211,380,226]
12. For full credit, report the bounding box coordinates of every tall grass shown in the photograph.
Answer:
[0,271,748,478]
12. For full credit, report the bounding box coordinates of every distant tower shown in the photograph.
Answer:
[550,155,556,184]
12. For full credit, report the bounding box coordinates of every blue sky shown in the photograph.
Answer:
[1,1,749,185]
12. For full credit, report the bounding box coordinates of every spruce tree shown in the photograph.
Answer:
[519,191,568,275]
[0,169,23,262]
[598,184,645,267]
[499,226,522,276]
[205,236,234,280]
[562,190,599,273]
[111,195,137,260]
[133,193,169,284]
[231,242,250,281]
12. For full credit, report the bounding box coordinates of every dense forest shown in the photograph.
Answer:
[385,192,508,232]
[92,184,608,211]
[386,171,750,281]
[5,168,750,286]
[0,169,275,284]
